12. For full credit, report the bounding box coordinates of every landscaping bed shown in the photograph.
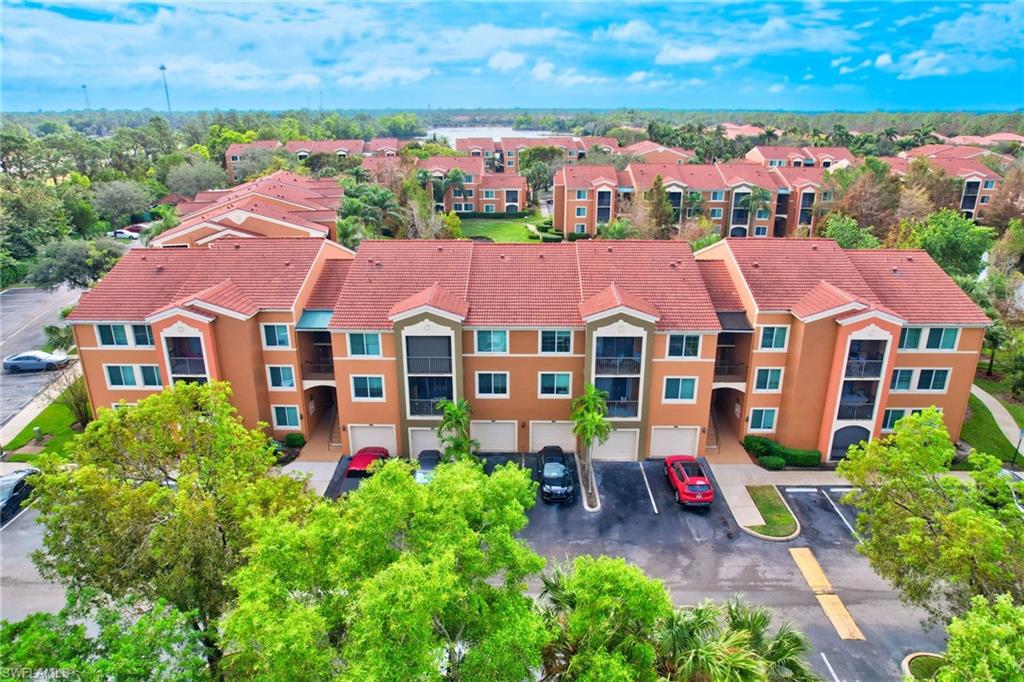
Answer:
[2,399,81,461]
[744,436,823,470]
[745,485,798,538]
[906,653,945,680]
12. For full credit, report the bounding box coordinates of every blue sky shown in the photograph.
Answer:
[3,1,1023,112]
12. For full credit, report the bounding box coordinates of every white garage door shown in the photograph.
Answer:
[409,427,442,456]
[471,421,518,452]
[530,421,577,453]
[649,426,700,458]
[591,428,639,461]
[349,425,397,456]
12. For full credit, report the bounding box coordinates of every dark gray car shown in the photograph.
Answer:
[3,351,70,373]
[539,446,575,502]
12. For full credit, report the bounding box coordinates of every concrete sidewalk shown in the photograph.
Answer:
[971,384,1023,450]
[0,363,81,448]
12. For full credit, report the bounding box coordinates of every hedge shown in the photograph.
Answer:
[540,234,563,243]
[758,455,786,471]
[457,210,532,219]
[744,435,821,467]
[284,433,306,448]
[567,233,592,241]
[527,233,540,240]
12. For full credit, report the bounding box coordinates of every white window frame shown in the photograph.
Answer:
[916,368,951,393]
[881,408,907,432]
[261,323,292,350]
[754,225,768,237]
[348,332,382,357]
[475,371,510,399]
[758,325,789,352]
[483,190,496,199]
[575,206,587,217]
[575,223,587,233]
[749,407,778,433]
[980,195,990,204]
[755,208,770,220]
[898,327,923,351]
[539,329,573,355]
[351,375,386,402]
[662,376,698,404]
[266,364,297,391]
[95,323,155,349]
[890,368,915,392]
[924,327,959,351]
[753,367,784,393]
[709,207,723,219]
[271,404,302,430]
[666,334,701,358]
[983,180,996,189]
[103,363,163,390]
[710,190,725,202]
[463,189,474,198]
[576,189,588,200]
[538,372,572,398]
[475,329,509,355]
[484,204,496,213]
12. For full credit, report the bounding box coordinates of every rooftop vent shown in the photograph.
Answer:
[156,265,164,272]
[752,261,759,268]
[891,267,900,275]
[234,243,241,249]
[811,244,818,250]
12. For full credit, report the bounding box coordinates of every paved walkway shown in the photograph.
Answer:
[709,463,853,526]
[971,384,1023,448]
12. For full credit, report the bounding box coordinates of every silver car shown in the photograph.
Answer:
[3,350,71,373]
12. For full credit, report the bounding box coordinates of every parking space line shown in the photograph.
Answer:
[816,594,866,641]
[823,489,859,539]
[0,503,32,532]
[638,463,659,515]
[819,653,842,682]
[784,487,818,493]
[789,547,833,594]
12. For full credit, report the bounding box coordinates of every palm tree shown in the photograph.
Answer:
[760,127,779,143]
[435,398,479,461]
[346,165,371,183]
[724,599,817,681]
[828,124,853,147]
[653,604,764,681]
[683,191,705,221]
[359,185,405,232]
[909,123,940,147]
[740,187,773,233]
[570,383,611,502]
[878,126,899,142]
[426,167,466,207]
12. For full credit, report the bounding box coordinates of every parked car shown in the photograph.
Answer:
[414,449,442,484]
[0,467,39,524]
[539,445,575,503]
[106,224,143,239]
[3,350,71,373]
[340,446,390,493]
[664,455,714,506]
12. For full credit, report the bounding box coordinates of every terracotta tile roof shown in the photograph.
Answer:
[580,136,619,151]
[478,173,527,190]
[627,164,689,191]
[903,144,993,160]
[388,282,470,320]
[579,283,660,319]
[285,139,366,155]
[811,147,856,163]
[845,250,990,324]
[749,145,806,160]
[716,163,786,190]
[622,141,695,159]
[790,280,861,319]
[226,140,279,157]
[695,260,744,311]
[416,156,485,176]
[330,240,720,331]
[500,137,578,151]
[361,156,409,178]
[722,123,764,139]
[305,260,352,309]
[180,279,259,317]
[555,165,619,188]
[677,165,729,191]
[877,156,910,174]
[616,170,634,187]
[455,138,497,153]
[774,165,827,188]
[880,156,999,180]
[364,137,400,153]
[68,239,325,322]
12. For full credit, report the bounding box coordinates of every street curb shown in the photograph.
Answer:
[901,652,944,678]
[739,484,801,542]
[575,453,601,513]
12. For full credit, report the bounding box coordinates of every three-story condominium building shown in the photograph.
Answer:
[72,238,986,464]
[879,156,1002,221]
[417,157,526,214]
[225,138,404,182]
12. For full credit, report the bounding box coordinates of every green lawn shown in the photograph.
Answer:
[745,485,798,537]
[960,394,1018,464]
[974,353,1024,428]
[459,211,543,243]
[2,397,79,458]
[907,654,945,680]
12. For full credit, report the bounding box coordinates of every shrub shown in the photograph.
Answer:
[744,435,821,467]
[567,232,592,241]
[744,435,775,458]
[784,448,821,467]
[527,232,540,240]
[540,233,563,243]
[283,433,306,448]
[758,455,786,471]
[541,216,553,226]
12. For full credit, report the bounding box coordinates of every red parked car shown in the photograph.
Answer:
[664,455,714,506]
[341,447,390,493]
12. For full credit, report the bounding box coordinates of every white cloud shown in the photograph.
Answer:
[874,53,893,67]
[803,73,814,80]
[626,70,651,83]
[558,70,607,86]
[487,51,525,71]
[531,59,554,81]
[681,78,708,87]
[599,19,656,41]
[656,44,720,64]
[839,59,871,75]
[853,19,876,29]
[830,56,851,67]
[337,66,433,88]
[768,83,785,93]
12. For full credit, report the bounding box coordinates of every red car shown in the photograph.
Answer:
[348,446,390,473]
[664,455,714,506]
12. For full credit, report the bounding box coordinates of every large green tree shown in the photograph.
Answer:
[28,237,125,289]
[30,382,317,677]
[935,594,1024,682]
[0,177,70,261]
[898,209,993,277]
[821,212,882,249]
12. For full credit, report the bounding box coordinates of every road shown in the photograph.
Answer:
[0,506,65,621]
[0,286,82,426]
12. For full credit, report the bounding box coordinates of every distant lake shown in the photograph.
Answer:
[424,126,556,142]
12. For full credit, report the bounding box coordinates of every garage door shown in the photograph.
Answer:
[649,426,700,458]
[591,428,639,461]
[471,421,518,453]
[530,421,576,453]
[409,427,442,456]
[349,425,397,456]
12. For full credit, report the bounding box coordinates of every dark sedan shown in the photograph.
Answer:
[1,468,39,525]
[539,445,575,503]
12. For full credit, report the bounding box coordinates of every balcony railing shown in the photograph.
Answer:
[302,363,335,380]
[595,357,641,375]
[845,359,884,378]
[837,402,875,420]
[406,356,453,375]
[714,362,747,382]
[168,356,206,376]
[409,399,446,416]
[606,400,639,418]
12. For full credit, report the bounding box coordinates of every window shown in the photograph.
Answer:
[822,191,834,202]
[230,155,239,161]
[483,190,496,199]
[576,189,587,200]
[272,405,300,429]
[711,191,725,201]
[352,375,384,400]
[452,188,463,197]
[453,203,464,212]
[575,223,586,233]
[484,204,496,213]
[882,408,906,431]
[899,327,922,350]
[349,333,381,356]
[754,225,768,237]
[476,372,509,397]
[667,334,700,358]
[709,208,723,219]
[541,330,572,354]
[140,365,162,387]
[768,159,784,167]
[132,325,154,346]
[575,207,587,217]
[506,160,515,167]
[755,208,770,220]
[262,324,290,348]
[506,150,515,157]
[760,326,787,350]
[980,196,990,204]
[983,180,996,189]
[106,365,136,387]
[539,372,571,397]
[750,408,777,432]
[476,330,507,354]
[755,368,782,392]
[917,369,949,391]
[463,189,474,198]
[267,365,295,389]
[890,369,913,391]
[663,377,697,402]
[926,328,958,350]
[97,324,129,347]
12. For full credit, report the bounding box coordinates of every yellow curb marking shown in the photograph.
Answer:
[816,594,866,641]
[789,547,833,594]
[790,547,866,641]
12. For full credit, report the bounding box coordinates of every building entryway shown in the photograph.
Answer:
[707,388,752,464]
[295,404,341,462]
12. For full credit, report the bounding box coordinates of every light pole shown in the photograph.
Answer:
[159,64,173,127]
[81,84,91,110]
